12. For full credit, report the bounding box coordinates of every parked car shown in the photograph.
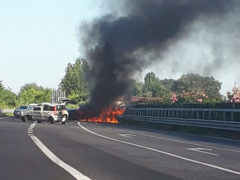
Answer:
[21,104,38,121]
[27,103,69,124]
[14,105,28,118]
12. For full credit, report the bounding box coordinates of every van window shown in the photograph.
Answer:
[49,106,55,111]
[33,107,41,111]
[43,105,50,111]
[57,105,66,110]
[20,106,28,109]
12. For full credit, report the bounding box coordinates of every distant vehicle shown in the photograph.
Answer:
[26,103,69,124]
[21,104,38,121]
[14,105,28,118]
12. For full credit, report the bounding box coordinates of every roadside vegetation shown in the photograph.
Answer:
[0,58,239,110]
[0,81,51,109]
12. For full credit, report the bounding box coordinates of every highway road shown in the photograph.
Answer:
[1,117,240,180]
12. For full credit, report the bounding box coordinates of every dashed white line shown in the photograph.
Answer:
[138,133,240,153]
[118,134,136,138]
[28,122,91,180]
[78,122,240,176]
[186,147,219,156]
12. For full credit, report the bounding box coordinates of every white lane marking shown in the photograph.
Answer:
[78,122,240,175]
[139,133,240,153]
[118,134,136,138]
[127,131,135,134]
[186,148,219,156]
[28,123,91,180]
[1,117,11,119]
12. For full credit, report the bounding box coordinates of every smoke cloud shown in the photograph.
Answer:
[80,0,239,116]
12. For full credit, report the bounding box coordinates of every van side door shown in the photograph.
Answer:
[32,106,42,120]
[42,105,51,121]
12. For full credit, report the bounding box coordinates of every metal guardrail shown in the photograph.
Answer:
[121,108,240,131]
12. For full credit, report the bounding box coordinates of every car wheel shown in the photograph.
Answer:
[28,115,33,121]
[21,116,28,123]
[37,120,42,123]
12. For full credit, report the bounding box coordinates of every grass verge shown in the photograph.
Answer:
[0,112,14,117]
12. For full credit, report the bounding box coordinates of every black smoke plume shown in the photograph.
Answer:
[80,0,238,116]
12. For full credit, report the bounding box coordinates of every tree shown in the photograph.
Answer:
[172,73,222,103]
[141,72,172,102]
[132,81,144,97]
[18,83,51,105]
[131,72,222,104]
[0,81,17,108]
[143,72,159,97]
[60,58,89,105]
[227,86,240,103]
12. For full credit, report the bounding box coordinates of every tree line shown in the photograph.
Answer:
[60,59,224,106]
[0,58,230,109]
[0,82,51,109]
[132,72,223,104]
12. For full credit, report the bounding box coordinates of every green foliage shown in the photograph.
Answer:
[132,72,222,104]
[60,58,90,106]
[0,81,17,108]
[18,83,51,105]
[173,73,222,103]
[132,81,144,96]
[140,72,173,103]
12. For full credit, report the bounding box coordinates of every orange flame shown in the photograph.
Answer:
[79,106,125,124]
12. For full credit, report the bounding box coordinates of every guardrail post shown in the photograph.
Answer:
[231,111,234,121]
[196,111,199,119]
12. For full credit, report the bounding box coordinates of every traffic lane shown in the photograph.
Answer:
[89,122,240,151]
[34,122,179,180]
[85,122,240,154]
[82,122,240,172]
[0,118,75,180]
[35,123,237,180]
[78,122,240,179]
[85,122,240,156]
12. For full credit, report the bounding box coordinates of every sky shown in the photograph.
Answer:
[0,0,239,95]
[0,0,104,93]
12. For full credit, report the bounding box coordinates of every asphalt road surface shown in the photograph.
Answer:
[1,117,240,180]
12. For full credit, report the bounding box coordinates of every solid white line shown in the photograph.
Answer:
[139,133,240,153]
[78,122,240,175]
[29,123,91,180]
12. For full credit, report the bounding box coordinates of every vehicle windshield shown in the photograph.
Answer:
[19,106,27,109]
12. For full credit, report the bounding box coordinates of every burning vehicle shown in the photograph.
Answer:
[77,101,126,124]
